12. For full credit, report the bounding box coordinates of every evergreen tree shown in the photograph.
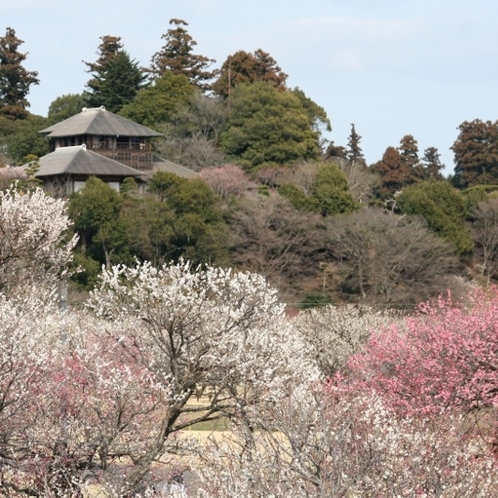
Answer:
[0,27,39,119]
[397,179,473,255]
[292,87,331,150]
[346,123,365,164]
[421,146,445,180]
[47,93,86,124]
[398,134,421,173]
[119,71,194,127]
[324,141,347,160]
[83,35,123,85]
[150,18,217,92]
[451,119,498,188]
[212,49,288,99]
[2,113,49,163]
[221,81,319,170]
[83,36,147,113]
[373,146,410,197]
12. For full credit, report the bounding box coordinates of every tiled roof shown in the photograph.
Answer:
[27,145,144,178]
[151,156,199,179]
[39,107,163,138]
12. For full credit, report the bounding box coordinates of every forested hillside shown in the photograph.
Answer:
[2,21,498,309]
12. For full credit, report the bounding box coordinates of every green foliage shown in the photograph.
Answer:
[119,72,194,127]
[398,134,420,172]
[300,293,332,309]
[0,113,49,163]
[120,195,175,265]
[279,163,359,216]
[324,141,347,160]
[258,184,271,196]
[70,252,101,290]
[47,93,86,124]
[0,27,39,119]
[346,123,364,163]
[84,35,123,74]
[150,18,217,92]
[463,184,498,214]
[69,177,123,262]
[311,164,359,216]
[221,81,320,170]
[84,51,148,113]
[68,173,229,284]
[83,36,147,113]
[119,177,139,197]
[212,49,288,98]
[397,179,473,254]
[146,172,229,265]
[278,183,316,211]
[292,88,331,134]
[23,154,39,175]
[162,91,227,143]
[421,146,445,180]
[147,171,185,200]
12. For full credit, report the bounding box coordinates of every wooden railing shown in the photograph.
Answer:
[87,147,154,171]
[87,143,152,152]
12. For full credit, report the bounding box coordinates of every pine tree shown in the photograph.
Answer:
[346,123,365,164]
[150,19,217,92]
[0,27,39,119]
[421,146,445,180]
[83,36,147,113]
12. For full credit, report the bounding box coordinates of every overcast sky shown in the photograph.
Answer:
[2,0,498,174]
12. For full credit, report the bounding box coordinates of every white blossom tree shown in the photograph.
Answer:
[0,186,77,294]
[85,260,319,494]
[292,304,401,376]
[193,391,497,497]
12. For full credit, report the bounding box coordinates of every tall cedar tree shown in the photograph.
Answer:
[0,27,39,119]
[150,19,217,92]
[421,146,445,180]
[83,36,147,113]
[373,146,410,197]
[398,134,424,181]
[212,49,288,99]
[83,35,123,89]
[374,135,427,197]
[451,119,498,188]
[346,123,365,164]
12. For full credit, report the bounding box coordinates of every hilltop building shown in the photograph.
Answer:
[28,106,197,195]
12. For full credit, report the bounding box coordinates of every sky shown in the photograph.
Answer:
[2,0,498,174]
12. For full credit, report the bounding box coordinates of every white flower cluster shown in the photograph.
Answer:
[292,303,402,375]
[0,186,77,293]
[193,393,497,497]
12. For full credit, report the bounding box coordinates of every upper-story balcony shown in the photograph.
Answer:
[39,107,163,172]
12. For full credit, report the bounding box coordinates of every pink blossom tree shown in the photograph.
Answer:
[336,289,498,444]
[200,164,254,201]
